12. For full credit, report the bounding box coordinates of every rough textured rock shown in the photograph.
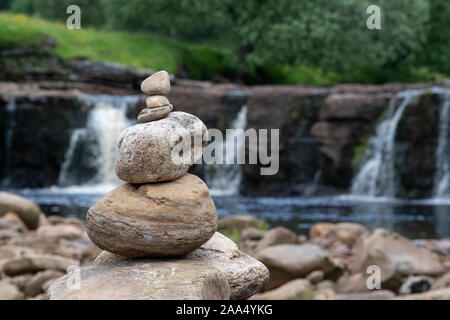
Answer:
[256,226,299,252]
[0,192,41,230]
[250,279,314,300]
[96,232,269,300]
[86,174,217,257]
[186,232,269,300]
[115,112,208,183]
[352,229,446,288]
[0,280,24,300]
[141,71,171,95]
[256,244,342,290]
[137,104,173,123]
[146,95,170,108]
[49,259,230,300]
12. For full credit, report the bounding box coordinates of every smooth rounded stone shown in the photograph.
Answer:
[2,254,78,276]
[256,226,299,252]
[137,104,173,123]
[399,275,434,295]
[432,272,450,290]
[24,270,65,297]
[314,288,336,300]
[96,232,269,300]
[146,95,170,108]
[36,224,85,240]
[352,229,446,286]
[0,280,24,300]
[250,279,314,300]
[256,244,342,290]
[310,222,369,247]
[393,288,450,300]
[306,270,325,284]
[48,259,230,300]
[0,212,29,233]
[115,112,208,183]
[141,70,171,95]
[218,215,266,234]
[333,290,396,300]
[335,272,370,293]
[87,174,217,257]
[0,192,42,230]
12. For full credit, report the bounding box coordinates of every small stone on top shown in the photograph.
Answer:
[141,70,171,95]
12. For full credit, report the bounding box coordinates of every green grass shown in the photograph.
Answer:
[0,12,234,78]
[0,12,445,84]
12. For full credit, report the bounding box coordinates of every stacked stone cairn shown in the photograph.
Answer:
[48,71,269,300]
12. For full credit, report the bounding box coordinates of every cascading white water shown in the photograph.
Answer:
[57,94,138,188]
[3,96,17,187]
[351,90,420,197]
[433,89,450,197]
[206,105,247,196]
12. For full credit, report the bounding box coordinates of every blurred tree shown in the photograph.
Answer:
[418,0,450,73]
[8,0,446,82]
[0,0,13,10]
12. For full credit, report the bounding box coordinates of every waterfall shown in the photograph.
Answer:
[206,105,247,196]
[433,89,450,197]
[57,94,138,188]
[3,96,17,187]
[351,90,420,197]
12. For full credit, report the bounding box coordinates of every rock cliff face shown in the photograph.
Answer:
[0,62,444,196]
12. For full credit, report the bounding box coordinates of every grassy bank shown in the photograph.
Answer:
[0,12,234,80]
[0,12,445,85]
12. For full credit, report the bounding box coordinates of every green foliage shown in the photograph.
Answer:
[0,12,230,78]
[4,0,449,84]
[0,0,12,10]
[417,0,450,74]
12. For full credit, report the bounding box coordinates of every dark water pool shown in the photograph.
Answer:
[11,188,450,239]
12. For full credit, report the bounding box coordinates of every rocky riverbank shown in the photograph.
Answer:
[1,192,449,300]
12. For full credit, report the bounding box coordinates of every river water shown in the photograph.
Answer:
[12,187,450,239]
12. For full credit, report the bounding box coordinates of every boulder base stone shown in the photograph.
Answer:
[49,260,230,300]
[86,174,218,257]
[115,111,207,183]
[95,232,269,300]
[186,232,269,300]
